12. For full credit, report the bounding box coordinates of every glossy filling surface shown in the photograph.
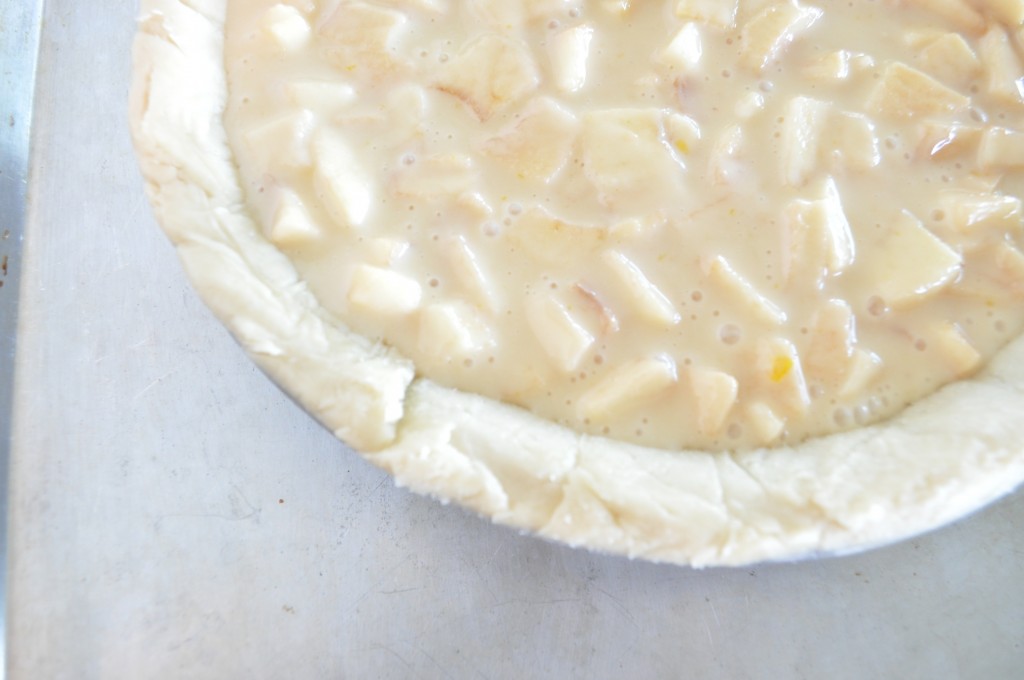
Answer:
[223,0,1024,450]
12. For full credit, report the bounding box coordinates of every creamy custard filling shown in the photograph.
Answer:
[222,0,1024,450]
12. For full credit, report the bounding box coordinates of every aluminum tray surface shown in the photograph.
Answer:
[6,2,1024,678]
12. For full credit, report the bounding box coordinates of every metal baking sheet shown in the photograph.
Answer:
[6,2,1024,677]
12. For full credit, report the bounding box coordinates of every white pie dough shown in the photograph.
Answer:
[131,0,1024,566]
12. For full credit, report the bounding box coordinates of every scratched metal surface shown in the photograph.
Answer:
[6,2,1024,678]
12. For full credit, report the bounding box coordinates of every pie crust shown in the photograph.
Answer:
[130,0,1024,566]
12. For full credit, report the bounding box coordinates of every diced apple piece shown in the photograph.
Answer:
[866,62,969,119]
[578,355,678,421]
[869,211,962,307]
[916,122,983,159]
[658,23,703,74]
[995,241,1024,295]
[939,191,1023,233]
[664,112,701,157]
[525,293,595,372]
[602,250,681,326]
[779,96,828,187]
[417,302,493,363]
[602,0,632,15]
[915,33,981,88]
[448,237,496,312]
[688,367,739,436]
[382,84,428,145]
[755,338,810,416]
[312,130,373,230]
[393,154,475,200]
[268,189,320,246]
[839,349,883,398]
[978,26,1024,104]
[434,34,539,121]
[366,238,409,266]
[549,24,594,93]
[674,0,738,26]
[318,3,408,80]
[244,110,316,170]
[740,1,822,72]
[574,283,620,334]
[824,111,880,170]
[978,127,1024,168]
[804,299,856,387]
[906,0,985,33]
[704,255,787,325]
[930,322,981,376]
[261,5,311,52]
[580,109,685,212]
[348,265,422,315]
[735,92,766,119]
[482,97,578,183]
[708,124,745,185]
[286,80,356,111]
[782,177,856,281]
[802,50,854,81]
[746,402,785,444]
[507,207,607,264]
[980,0,1024,26]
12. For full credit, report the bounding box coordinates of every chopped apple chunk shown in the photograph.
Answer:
[578,355,678,421]
[867,211,962,307]
[393,154,476,200]
[994,241,1024,295]
[664,112,701,157]
[779,96,828,187]
[658,23,703,74]
[981,0,1024,26]
[804,299,856,387]
[839,349,883,398]
[268,189,320,246]
[866,62,970,118]
[312,130,373,230]
[318,3,409,79]
[507,208,607,264]
[930,322,981,376]
[755,338,810,416]
[978,127,1024,168]
[366,238,409,267]
[602,250,681,326]
[448,237,496,312]
[434,35,539,121]
[688,367,739,436]
[824,112,880,170]
[482,98,578,183]
[916,122,983,159]
[348,265,422,315]
[261,5,312,52]
[674,0,738,27]
[549,24,594,93]
[914,33,981,88]
[782,177,856,282]
[525,293,595,373]
[244,110,315,170]
[802,50,873,82]
[746,402,785,445]
[417,302,494,364]
[940,191,1023,233]
[740,1,822,72]
[580,109,685,212]
[906,0,985,33]
[704,255,787,325]
[978,26,1024,104]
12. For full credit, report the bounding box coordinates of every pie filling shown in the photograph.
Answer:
[222,0,1024,450]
